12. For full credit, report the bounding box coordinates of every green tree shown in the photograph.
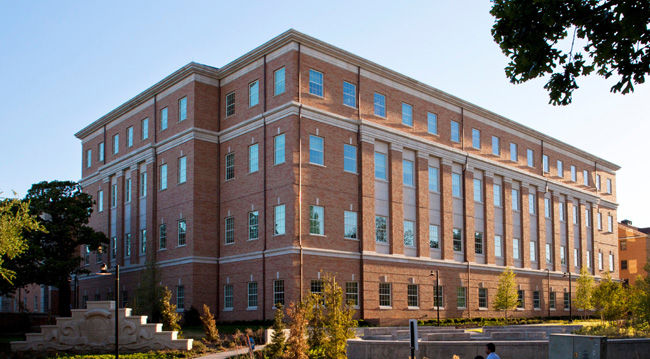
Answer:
[200,304,220,345]
[134,260,165,322]
[491,0,650,105]
[0,181,107,316]
[575,266,595,319]
[630,260,650,323]
[159,286,181,334]
[493,267,519,323]
[266,303,287,358]
[283,300,309,359]
[320,275,357,359]
[592,272,628,324]
[0,195,45,283]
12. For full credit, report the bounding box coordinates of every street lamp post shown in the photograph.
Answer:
[544,269,550,319]
[430,270,440,327]
[98,263,119,359]
[563,271,572,323]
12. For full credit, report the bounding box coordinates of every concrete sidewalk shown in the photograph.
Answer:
[196,344,265,359]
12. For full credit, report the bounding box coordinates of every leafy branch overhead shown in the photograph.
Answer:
[491,0,650,105]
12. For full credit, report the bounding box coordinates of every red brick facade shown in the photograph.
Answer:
[74,30,620,325]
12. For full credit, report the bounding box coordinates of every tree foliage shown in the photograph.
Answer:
[200,304,220,345]
[0,181,107,316]
[266,304,286,359]
[493,267,519,323]
[159,286,181,334]
[134,260,165,323]
[592,272,628,324]
[491,0,650,105]
[283,301,309,359]
[630,260,650,323]
[575,266,595,318]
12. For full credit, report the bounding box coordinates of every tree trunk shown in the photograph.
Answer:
[58,281,71,317]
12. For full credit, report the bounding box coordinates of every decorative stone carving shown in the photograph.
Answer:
[11,301,192,353]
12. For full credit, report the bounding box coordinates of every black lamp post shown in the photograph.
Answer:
[97,263,119,359]
[563,271,572,323]
[430,270,440,327]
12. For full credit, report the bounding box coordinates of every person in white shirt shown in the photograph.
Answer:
[485,343,501,359]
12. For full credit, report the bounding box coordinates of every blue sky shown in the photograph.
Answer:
[1,0,647,223]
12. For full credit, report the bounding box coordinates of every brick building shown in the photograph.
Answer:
[75,30,620,325]
[618,220,650,286]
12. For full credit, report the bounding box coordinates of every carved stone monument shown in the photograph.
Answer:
[11,301,192,353]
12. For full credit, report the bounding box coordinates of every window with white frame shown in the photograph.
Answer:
[309,135,324,165]
[111,184,117,208]
[583,170,589,186]
[452,173,462,197]
[125,234,131,257]
[99,142,105,161]
[225,217,234,244]
[249,144,259,173]
[429,167,439,192]
[598,212,602,230]
[495,235,503,257]
[513,238,521,260]
[310,279,323,297]
[249,80,259,107]
[598,251,604,270]
[534,291,540,309]
[451,121,460,142]
[559,202,565,221]
[309,69,323,97]
[557,160,564,177]
[275,205,285,235]
[517,290,524,308]
[549,292,556,309]
[473,179,482,202]
[248,282,258,308]
[573,206,578,224]
[142,118,148,140]
[596,174,601,191]
[178,156,186,184]
[160,108,168,130]
[344,211,357,239]
[560,245,566,264]
[407,284,418,307]
[224,284,233,310]
[127,126,133,147]
[140,172,147,197]
[113,134,119,155]
[376,216,387,243]
[510,143,518,162]
[478,288,487,308]
[402,103,413,126]
[609,252,614,272]
[608,215,613,232]
[225,153,235,180]
[512,189,519,211]
[586,209,591,227]
[544,198,551,218]
[98,190,103,212]
[160,164,168,190]
[274,134,285,165]
[530,241,537,262]
[546,243,552,263]
[346,282,359,306]
[86,149,92,168]
[492,136,500,155]
[543,155,549,172]
[177,286,185,310]
[226,92,235,117]
[453,229,462,252]
[472,128,481,149]
[475,232,483,254]
[343,82,356,107]
[178,220,186,246]
[309,206,324,235]
[571,165,577,181]
[374,93,386,117]
[344,144,356,173]
[273,280,285,306]
[574,248,579,267]
[429,225,439,249]
[457,287,467,308]
[493,184,502,207]
[403,220,415,246]
[178,97,187,122]
[606,179,612,194]
[249,211,259,240]
[427,112,437,134]
[159,224,166,250]
[564,293,570,310]
[527,149,534,167]
[379,283,391,307]
[274,67,285,95]
[96,246,102,263]
[140,229,146,254]
[375,152,387,180]
[403,160,414,186]
[529,193,535,214]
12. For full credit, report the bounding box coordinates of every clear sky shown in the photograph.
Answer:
[1,1,647,223]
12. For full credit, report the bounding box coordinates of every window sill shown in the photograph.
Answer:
[344,237,359,241]
[248,238,259,241]
[404,185,416,189]
[407,306,419,310]
[516,308,524,311]
[478,307,488,311]
[225,242,234,246]
[159,248,167,251]
[457,307,467,310]
[178,244,186,248]
[429,190,441,194]
[375,178,389,183]
[550,309,556,311]
[247,307,258,311]
[273,234,286,237]
[247,171,259,175]
[379,306,392,310]
[343,170,358,175]
[343,104,357,109]
[433,307,444,310]
[176,308,184,313]
[309,162,326,168]
[223,308,233,312]
[309,234,327,238]
[178,181,187,185]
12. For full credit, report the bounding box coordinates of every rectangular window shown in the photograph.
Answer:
[111,184,117,208]
[249,80,259,107]
[545,198,551,218]
[596,174,601,191]
[379,283,391,307]
[125,234,131,257]
[274,280,285,306]
[606,179,612,194]
[403,220,415,246]
[557,160,564,177]
[249,211,259,240]
[451,121,460,142]
[597,212,602,230]
[429,225,439,249]
[178,97,187,122]
[225,216,234,244]
[160,108,168,130]
[583,170,589,186]
[275,205,286,235]
[226,92,235,117]
[249,144,259,173]
[344,145,357,173]
[160,164,167,190]
[530,241,537,262]
[550,292,556,309]
[573,206,578,224]
[513,238,521,260]
[453,229,462,252]
[492,136,500,155]
[434,285,444,308]
[402,103,413,126]
[274,134,285,165]
[178,156,186,184]
[543,155,549,172]
[475,232,483,254]
[177,286,185,310]
[225,153,235,180]
[403,160,414,186]
[495,235,503,257]
[248,282,258,308]
[125,178,131,203]
[309,206,324,235]
[586,209,591,227]
[311,280,323,295]
[472,128,481,149]
[609,253,615,272]
[178,220,186,246]
[113,134,119,154]
[571,166,577,182]
[374,93,386,117]
[564,293,570,310]
[512,189,519,211]
[546,243,552,263]
[574,248,579,267]
[346,282,359,307]
[478,288,487,308]
[529,193,535,214]
[599,251,604,270]
[518,290,524,308]
[608,215,613,232]
[407,284,419,307]
[527,149,534,167]
[86,149,92,168]
[452,173,462,197]
[127,126,133,147]
[533,291,540,309]
[309,135,324,165]
[427,113,438,134]
[620,240,627,251]
[142,118,149,140]
[224,284,233,310]
[493,184,502,207]
[428,167,439,192]
[84,245,90,265]
[457,287,467,308]
[343,82,356,107]
[375,153,387,180]
[621,260,628,270]
[99,142,105,161]
[97,190,103,212]
[376,216,387,243]
[140,172,147,197]
[473,179,482,202]
[344,211,357,239]
[560,246,566,264]
[159,224,167,250]
[274,67,285,95]
[510,143,518,162]
[140,229,146,255]
[309,69,323,97]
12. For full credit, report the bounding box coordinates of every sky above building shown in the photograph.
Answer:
[1,0,647,223]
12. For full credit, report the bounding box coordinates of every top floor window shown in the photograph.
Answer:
[113,134,119,155]
[606,179,612,194]
[557,160,564,177]
[527,149,534,167]
[178,97,187,122]
[510,143,517,162]
[543,155,549,172]
[374,93,386,117]
[127,126,134,147]
[99,142,104,161]
[309,135,324,165]
[402,103,413,126]
[343,82,356,107]
[472,129,481,149]
[583,170,589,186]
[427,113,437,134]
[451,121,460,142]
[249,80,259,107]
[571,165,577,182]
[309,69,323,97]
[492,136,500,156]
[160,108,168,130]
[596,174,601,191]
[142,118,149,140]
[86,149,92,168]
[226,92,235,117]
[274,67,285,95]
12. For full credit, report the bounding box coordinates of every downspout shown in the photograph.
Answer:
[463,155,469,263]
[356,65,364,319]
[262,55,268,321]
[102,125,107,166]
[460,108,465,151]
[298,43,304,301]
[152,95,158,265]
[216,79,222,319]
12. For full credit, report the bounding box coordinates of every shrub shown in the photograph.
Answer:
[200,304,220,346]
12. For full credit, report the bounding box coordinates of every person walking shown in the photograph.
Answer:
[485,343,501,359]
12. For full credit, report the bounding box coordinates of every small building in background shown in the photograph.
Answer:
[618,220,650,285]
